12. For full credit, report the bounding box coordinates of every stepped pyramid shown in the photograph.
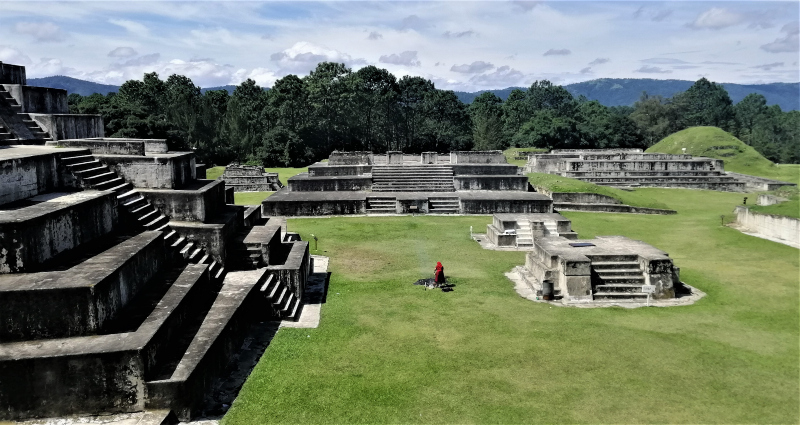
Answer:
[0,63,316,422]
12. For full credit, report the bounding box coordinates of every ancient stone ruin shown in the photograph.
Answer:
[480,213,685,303]
[264,150,552,215]
[0,63,314,422]
[526,148,749,191]
[221,163,282,192]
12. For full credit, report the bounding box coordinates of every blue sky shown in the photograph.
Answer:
[1,1,797,90]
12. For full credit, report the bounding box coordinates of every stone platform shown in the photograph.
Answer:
[262,190,552,216]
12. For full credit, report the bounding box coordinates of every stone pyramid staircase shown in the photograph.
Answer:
[258,273,301,320]
[60,152,226,281]
[372,165,455,192]
[0,86,52,141]
[590,255,648,301]
[366,196,396,213]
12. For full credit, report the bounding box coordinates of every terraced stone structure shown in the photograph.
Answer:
[483,214,682,302]
[0,64,313,422]
[0,62,103,144]
[526,148,747,191]
[265,150,552,215]
[221,163,283,192]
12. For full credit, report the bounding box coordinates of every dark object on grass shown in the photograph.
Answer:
[435,262,446,284]
[412,278,455,292]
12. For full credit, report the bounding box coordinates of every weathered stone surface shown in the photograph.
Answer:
[735,206,800,247]
[288,174,372,191]
[0,147,88,205]
[168,206,244,264]
[453,175,528,191]
[31,114,104,141]
[2,84,68,114]
[0,62,26,85]
[139,179,225,223]
[0,191,118,273]
[329,151,373,165]
[96,152,195,189]
[450,150,505,164]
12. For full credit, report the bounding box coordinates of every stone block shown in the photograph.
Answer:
[30,114,104,141]
[2,84,68,114]
[329,151,373,165]
[0,147,89,205]
[288,174,372,191]
[0,62,26,85]
[169,206,243,264]
[139,179,226,223]
[96,152,196,189]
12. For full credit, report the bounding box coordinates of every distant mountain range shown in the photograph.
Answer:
[27,75,800,111]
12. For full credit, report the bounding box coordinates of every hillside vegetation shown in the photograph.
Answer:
[647,126,799,184]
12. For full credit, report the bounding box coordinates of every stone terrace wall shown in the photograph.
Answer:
[31,114,104,141]
[329,151,373,165]
[99,153,196,189]
[735,206,800,246]
[2,85,68,114]
[450,150,505,164]
[0,148,85,205]
[0,62,26,85]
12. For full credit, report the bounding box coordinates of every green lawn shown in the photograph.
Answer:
[205,166,308,186]
[233,191,274,205]
[224,188,799,424]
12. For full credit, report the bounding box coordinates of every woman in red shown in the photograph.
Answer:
[434,262,446,285]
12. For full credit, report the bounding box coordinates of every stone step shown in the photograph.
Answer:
[143,214,169,230]
[84,171,117,185]
[597,275,645,284]
[74,166,109,178]
[594,269,643,276]
[595,284,648,293]
[61,154,96,165]
[593,291,649,300]
[591,261,640,269]
[95,177,125,191]
[588,255,639,263]
[68,160,104,172]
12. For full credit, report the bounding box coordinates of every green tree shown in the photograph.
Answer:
[469,92,506,150]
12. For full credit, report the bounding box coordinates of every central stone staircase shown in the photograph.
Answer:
[0,86,52,142]
[590,255,648,301]
[516,222,534,247]
[371,165,455,192]
[428,196,460,213]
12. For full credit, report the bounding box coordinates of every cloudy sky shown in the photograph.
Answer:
[1,1,798,91]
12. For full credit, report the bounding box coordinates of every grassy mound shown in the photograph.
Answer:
[527,173,670,210]
[647,126,799,184]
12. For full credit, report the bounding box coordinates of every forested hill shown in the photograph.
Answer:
[28,75,799,111]
[454,79,800,111]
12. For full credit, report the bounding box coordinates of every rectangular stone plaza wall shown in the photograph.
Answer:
[307,163,372,176]
[31,114,104,141]
[0,191,118,273]
[735,206,800,246]
[0,62,26,85]
[49,139,146,155]
[97,152,196,189]
[450,150,506,164]
[461,198,551,214]
[451,164,520,175]
[139,179,225,223]
[0,148,87,205]
[2,84,68,114]
[329,151,373,165]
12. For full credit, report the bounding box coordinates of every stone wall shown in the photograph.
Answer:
[169,207,243,264]
[267,241,311,300]
[453,175,528,191]
[2,84,68,114]
[735,206,800,246]
[329,151,373,165]
[450,150,505,164]
[49,139,146,155]
[31,114,104,141]
[0,191,118,273]
[288,174,372,191]
[307,163,372,176]
[139,179,226,223]
[222,164,281,192]
[0,148,86,205]
[461,198,551,214]
[98,152,196,189]
[0,62,26,85]
[451,164,520,176]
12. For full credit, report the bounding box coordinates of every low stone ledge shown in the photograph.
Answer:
[139,179,225,223]
[453,175,528,191]
[95,152,195,189]
[288,174,373,191]
[168,206,243,264]
[267,241,310,300]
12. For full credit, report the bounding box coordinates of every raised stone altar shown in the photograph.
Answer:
[264,150,552,216]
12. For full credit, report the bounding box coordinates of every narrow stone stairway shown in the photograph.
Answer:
[59,152,226,282]
[258,273,301,320]
[366,196,397,213]
[591,255,648,301]
[428,196,460,213]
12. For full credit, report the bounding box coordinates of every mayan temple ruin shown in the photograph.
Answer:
[0,62,314,422]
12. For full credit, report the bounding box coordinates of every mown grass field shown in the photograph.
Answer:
[223,187,799,424]
[205,166,308,186]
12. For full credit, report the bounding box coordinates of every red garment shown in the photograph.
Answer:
[434,262,446,284]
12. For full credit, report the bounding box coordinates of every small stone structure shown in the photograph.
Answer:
[0,62,103,143]
[264,150,550,216]
[526,148,748,191]
[734,205,800,247]
[221,163,282,192]
[477,213,684,303]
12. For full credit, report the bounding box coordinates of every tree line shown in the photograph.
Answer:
[68,62,800,167]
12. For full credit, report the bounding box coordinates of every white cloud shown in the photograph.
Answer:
[379,51,420,67]
[109,19,149,37]
[688,8,744,30]
[450,61,494,74]
[442,30,476,39]
[0,46,32,65]
[543,49,571,56]
[232,67,278,87]
[367,31,382,40]
[588,58,610,66]
[108,47,138,58]
[13,22,65,42]
[400,15,431,31]
[118,53,161,67]
[468,65,526,88]
[752,62,784,71]
[580,67,593,74]
[761,22,799,53]
[270,41,365,74]
[641,58,689,65]
[635,65,672,74]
